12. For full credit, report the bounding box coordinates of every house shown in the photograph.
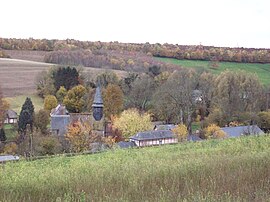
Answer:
[154,124,176,131]
[129,130,178,147]
[117,141,136,149]
[0,155,19,163]
[221,125,264,138]
[4,110,18,124]
[187,134,202,141]
[50,105,94,136]
[50,104,70,136]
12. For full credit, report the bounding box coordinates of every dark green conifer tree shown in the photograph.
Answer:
[0,128,6,142]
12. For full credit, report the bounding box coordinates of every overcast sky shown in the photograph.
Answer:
[1,0,269,48]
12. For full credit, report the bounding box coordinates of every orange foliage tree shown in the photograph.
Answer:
[103,84,124,120]
[65,121,97,153]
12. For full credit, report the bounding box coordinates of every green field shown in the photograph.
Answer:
[156,57,270,86]
[1,135,269,201]
[4,94,44,114]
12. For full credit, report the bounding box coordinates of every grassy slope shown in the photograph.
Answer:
[4,94,44,114]
[1,135,269,201]
[156,57,270,86]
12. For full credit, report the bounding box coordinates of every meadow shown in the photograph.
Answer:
[0,56,127,98]
[156,57,270,86]
[0,135,269,201]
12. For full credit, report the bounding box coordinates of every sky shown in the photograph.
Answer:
[1,0,270,48]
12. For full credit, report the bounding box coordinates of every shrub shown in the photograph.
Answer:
[172,124,188,141]
[204,124,227,139]
[3,142,18,155]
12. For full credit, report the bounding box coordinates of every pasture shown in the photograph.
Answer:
[156,57,270,85]
[0,135,269,201]
[0,57,127,97]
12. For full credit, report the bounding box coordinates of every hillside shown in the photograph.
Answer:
[1,135,269,201]
[0,58,127,97]
[156,57,270,86]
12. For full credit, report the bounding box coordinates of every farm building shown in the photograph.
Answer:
[129,130,178,147]
[50,104,70,136]
[4,109,18,124]
[154,124,176,131]
[221,125,264,138]
[50,104,94,136]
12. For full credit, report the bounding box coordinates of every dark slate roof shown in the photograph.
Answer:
[50,104,69,116]
[51,115,70,136]
[117,141,136,148]
[130,130,176,141]
[154,124,176,131]
[0,155,19,162]
[187,135,202,141]
[221,125,264,138]
[6,110,17,119]
[92,86,103,107]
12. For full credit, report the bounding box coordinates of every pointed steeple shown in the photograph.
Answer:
[92,86,103,121]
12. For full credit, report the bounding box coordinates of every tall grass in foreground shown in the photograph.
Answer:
[0,135,270,201]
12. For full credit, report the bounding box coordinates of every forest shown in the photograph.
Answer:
[1,37,270,64]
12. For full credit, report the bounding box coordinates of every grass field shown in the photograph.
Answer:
[4,94,44,113]
[0,57,127,97]
[156,57,270,86]
[0,135,269,201]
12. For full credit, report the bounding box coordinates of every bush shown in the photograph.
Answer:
[37,136,62,155]
[203,124,227,139]
[172,124,188,141]
[3,142,18,155]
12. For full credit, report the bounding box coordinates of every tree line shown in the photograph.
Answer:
[1,38,270,63]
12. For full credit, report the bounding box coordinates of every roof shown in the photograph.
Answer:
[154,124,176,131]
[130,130,176,141]
[221,125,264,138]
[0,155,19,163]
[117,141,136,148]
[6,110,17,119]
[92,86,103,108]
[187,134,202,141]
[50,104,69,116]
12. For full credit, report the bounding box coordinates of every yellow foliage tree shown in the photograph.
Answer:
[204,124,227,139]
[172,124,188,141]
[113,109,152,138]
[103,84,124,119]
[56,86,67,103]
[65,121,97,153]
[44,95,58,111]
[63,85,86,113]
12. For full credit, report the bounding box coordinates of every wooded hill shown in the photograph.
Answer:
[1,38,270,64]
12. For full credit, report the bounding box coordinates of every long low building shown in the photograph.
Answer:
[129,130,178,147]
[221,125,264,138]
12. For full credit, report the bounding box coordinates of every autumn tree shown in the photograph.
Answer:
[34,109,50,134]
[113,108,152,138]
[256,111,270,131]
[96,71,119,88]
[172,124,188,141]
[103,84,124,119]
[56,86,67,103]
[213,70,263,124]
[63,85,86,113]
[44,95,58,111]
[126,75,156,110]
[66,121,98,152]
[203,124,227,139]
[152,69,198,133]
[35,69,56,98]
